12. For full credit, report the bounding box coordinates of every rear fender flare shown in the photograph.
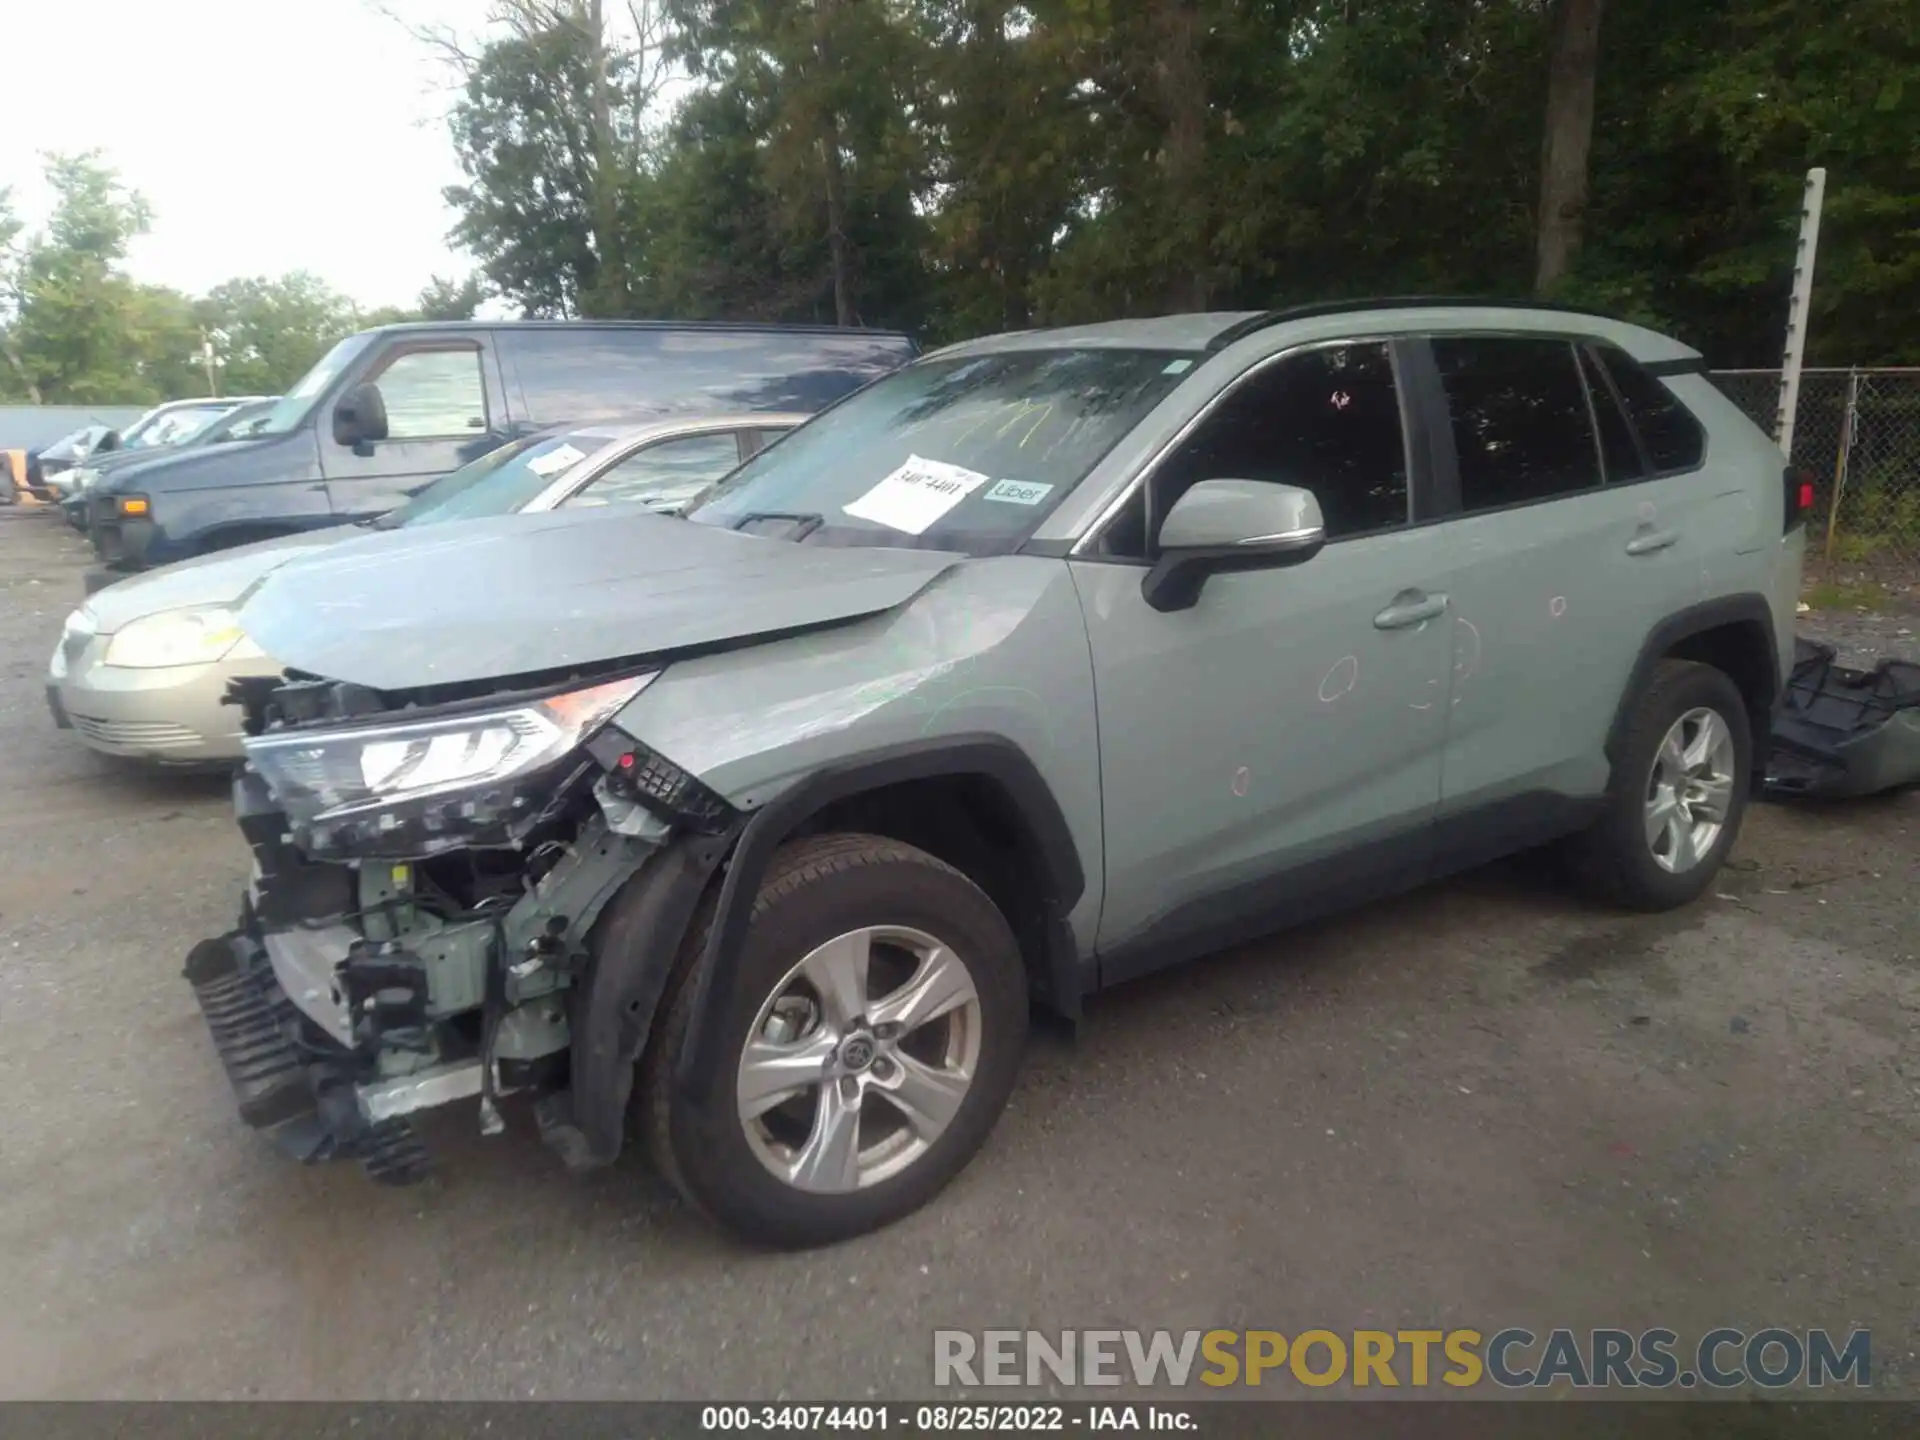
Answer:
[1606,593,1780,769]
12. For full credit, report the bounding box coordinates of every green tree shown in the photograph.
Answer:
[5,152,167,403]
[196,273,360,395]
[436,1,671,317]
[418,0,1918,362]
[1573,0,1920,363]
[413,272,491,320]
[0,186,35,401]
[664,0,933,329]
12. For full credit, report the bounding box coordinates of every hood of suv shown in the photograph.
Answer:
[85,526,358,634]
[94,430,310,495]
[237,506,964,693]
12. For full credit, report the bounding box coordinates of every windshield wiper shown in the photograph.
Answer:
[728,511,825,540]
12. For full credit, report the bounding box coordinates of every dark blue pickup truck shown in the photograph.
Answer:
[86,320,916,577]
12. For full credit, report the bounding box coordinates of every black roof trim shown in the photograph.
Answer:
[367,319,914,339]
[1643,356,1708,378]
[1203,296,1634,353]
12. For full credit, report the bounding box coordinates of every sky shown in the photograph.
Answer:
[1,0,484,310]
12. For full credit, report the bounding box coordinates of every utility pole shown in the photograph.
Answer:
[199,329,220,397]
[1774,167,1826,460]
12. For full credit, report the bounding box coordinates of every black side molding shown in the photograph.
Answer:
[673,734,1087,1101]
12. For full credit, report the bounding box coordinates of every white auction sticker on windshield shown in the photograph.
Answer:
[842,454,989,535]
[525,443,586,478]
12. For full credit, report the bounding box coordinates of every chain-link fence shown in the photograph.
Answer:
[1711,367,1920,573]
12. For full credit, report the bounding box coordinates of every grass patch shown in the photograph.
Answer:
[1802,578,1892,611]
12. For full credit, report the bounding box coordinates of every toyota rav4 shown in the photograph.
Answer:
[188,300,1807,1247]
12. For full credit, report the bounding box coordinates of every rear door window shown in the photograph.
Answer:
[1432,337,1599,513]
[1595,346,1706,473]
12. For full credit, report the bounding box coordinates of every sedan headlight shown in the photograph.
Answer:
[103,606,264,669]
[71,466,100,492]
[245,672,656,857]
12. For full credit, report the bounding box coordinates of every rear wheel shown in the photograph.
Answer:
[639,833,1028,1247]
[1566,659,1752,911]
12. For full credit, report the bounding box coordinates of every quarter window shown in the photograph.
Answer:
[1140,341,1410,551]
[1434,337,1599,512]
[369,348,488,440]
[1597,346,1706,473]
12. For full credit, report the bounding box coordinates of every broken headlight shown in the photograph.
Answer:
[245,672,656,857]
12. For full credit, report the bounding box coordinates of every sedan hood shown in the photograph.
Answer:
[237,506,964,692]
[86,527,358,633]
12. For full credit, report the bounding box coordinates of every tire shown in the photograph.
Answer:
[1565,659,1753,911]
[637,833,1028,1248]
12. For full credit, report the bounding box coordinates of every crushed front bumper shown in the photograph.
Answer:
[184,918,461,1183]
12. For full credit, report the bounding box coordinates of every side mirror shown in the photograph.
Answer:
[1142,478,1327,613]
[332,382,390,450]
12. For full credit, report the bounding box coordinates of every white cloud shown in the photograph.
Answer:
[1,0,482,308]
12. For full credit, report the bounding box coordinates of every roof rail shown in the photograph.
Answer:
[1203,295,1622,352]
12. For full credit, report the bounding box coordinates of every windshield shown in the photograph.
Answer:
[114,409,171,448]
[124,404,235,450]
[204,403,274,443]
[686,348,1192,553]
[41,425,105,460]
[249,332,375,438]
[375,429,608,529]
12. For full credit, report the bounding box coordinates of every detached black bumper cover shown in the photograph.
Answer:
[1765,638,1920,800]
[183,923,432,1184]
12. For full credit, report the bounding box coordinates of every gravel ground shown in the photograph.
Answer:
[1,510,1916,1403]
[1798,603,1920,670]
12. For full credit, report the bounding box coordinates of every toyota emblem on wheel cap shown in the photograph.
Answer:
[839,1035,876,1071]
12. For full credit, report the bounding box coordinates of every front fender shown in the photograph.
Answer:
[670,733,1087,1106]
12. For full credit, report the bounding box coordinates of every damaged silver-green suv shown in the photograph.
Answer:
[190,300,1807,1246]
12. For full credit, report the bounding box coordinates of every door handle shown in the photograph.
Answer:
[1373,590,1449,630]
[1626,529,1679,555]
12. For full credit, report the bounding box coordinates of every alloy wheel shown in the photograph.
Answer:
[736,925,983,1193]
[1644,706,1736,874]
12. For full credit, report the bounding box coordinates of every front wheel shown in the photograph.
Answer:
[640,834,1029,1247]
[1565,659,1753,911]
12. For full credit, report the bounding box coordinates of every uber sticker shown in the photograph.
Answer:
[984,479,1054,506]
[525,443,587,478]
[842,454,990,535]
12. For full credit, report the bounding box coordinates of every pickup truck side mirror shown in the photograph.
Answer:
[1142,478,1327,613]
[332,382,390,451]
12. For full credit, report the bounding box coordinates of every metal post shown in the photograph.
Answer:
[1775,167,1826,459]
[199,330,220,398]
[1822,368,1861,564]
